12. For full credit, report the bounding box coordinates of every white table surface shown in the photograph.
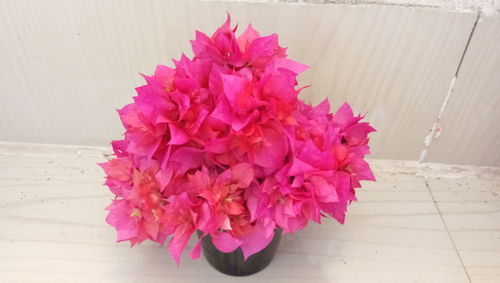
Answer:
[1,142,499,283]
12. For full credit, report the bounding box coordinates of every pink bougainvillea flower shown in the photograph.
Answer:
[99,156,133,197]
[161,192,201,265]
[105,199,140,242]
[197,163,253,232]
[252,124,288,172]
[100,15,375,265]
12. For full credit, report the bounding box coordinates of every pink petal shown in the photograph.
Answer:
[274,57,309,74]
[237,24,260,53]
[248,34,278,61]
[211,231,240,253]
[310,176,339,203]
[221,74,245,99]
[169,124,189,145]
[169,91,191,119]
[210,97,233,125]
[189,237,202,260]
[253,127,287,170]
[238,222,275,260]
[232,110,259,132]
[204,136,233,153]
[170,148,205,174]
[314,99,331,116]
[196,201,212,231]
[191,31,223,62]
[332,103,362,128]
[288,158,316,176]
[167,229,192,266]
[247,195,259,222]
[344,122,376,146]
[143,218,159,240]
[155,165,173,192]
[351,158,376,181]
[231,163,254,187]
[116,228,139,242]
[105,200,139,242]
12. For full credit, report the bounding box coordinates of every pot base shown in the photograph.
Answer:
[199,229,282,276]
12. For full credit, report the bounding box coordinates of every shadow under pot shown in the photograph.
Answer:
[198,229,282,276]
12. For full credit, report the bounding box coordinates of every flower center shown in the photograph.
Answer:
[130,208,141,217]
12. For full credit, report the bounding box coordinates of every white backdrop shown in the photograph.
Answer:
[0,0,499,166]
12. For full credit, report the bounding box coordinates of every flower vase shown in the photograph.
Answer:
[199,229,282,276]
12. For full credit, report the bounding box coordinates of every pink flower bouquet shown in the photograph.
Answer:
[100,16,375,268]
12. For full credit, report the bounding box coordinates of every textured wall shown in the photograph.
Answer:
[0,0,499,165]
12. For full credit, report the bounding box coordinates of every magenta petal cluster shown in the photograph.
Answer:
[100,16,375,265]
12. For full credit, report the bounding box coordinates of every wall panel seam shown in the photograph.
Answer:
[419,11,481,163]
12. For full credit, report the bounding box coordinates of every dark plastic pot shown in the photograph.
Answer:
[199,229,282,276]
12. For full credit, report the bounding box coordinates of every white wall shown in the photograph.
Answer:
[0,0,499,166]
